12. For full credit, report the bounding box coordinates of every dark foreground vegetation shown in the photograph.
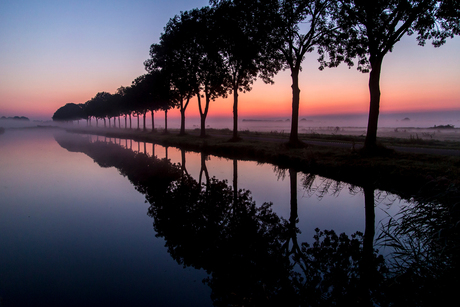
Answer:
[66,126,460,202]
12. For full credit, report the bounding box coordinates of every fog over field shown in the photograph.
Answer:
[2,110,460,141]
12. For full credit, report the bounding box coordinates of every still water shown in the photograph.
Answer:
[0,128,455,306]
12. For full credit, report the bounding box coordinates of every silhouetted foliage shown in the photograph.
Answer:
[161,7,230,137]
[145,20,197,135]
[84,92,112,127]
[52,103,87,122]
[210,0,283,141]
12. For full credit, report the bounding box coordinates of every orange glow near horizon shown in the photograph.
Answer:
[2,74,459,121]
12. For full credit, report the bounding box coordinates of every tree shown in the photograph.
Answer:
[52,103,87,123]
[145,18,197,135]
[105,92,122,128]
[148,69,174,134]
[171,8,230,137]
[116,86,131,129]
[210,0,283,141]
[275,0,342,146]
[129,75,153,130]
[194,7,231,138]
[335,0,460,150]
[85,92,112,127]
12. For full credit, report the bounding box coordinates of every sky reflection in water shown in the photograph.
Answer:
[0,129,211,307]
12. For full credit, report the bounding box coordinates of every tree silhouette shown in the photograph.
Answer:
[165,7,229,138]
[274,0,342,146]
[210,0,283,141]
[145,18,197,135]
[129,75,152,131]
[85,92,112,127]
[334,0,460,150]
[115,86,131,129]
[52,103,87,123]
[147,70,173,133]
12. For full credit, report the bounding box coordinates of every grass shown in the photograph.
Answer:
[65,126,460,202]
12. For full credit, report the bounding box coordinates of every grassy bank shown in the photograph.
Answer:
[66,127,460,201]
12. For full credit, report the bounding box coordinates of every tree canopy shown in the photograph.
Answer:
[211,0,283,140]
[52,103,86,122]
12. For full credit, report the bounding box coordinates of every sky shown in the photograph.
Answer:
[1,0,459,122]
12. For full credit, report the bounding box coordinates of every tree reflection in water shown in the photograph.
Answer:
[55,132,459,306]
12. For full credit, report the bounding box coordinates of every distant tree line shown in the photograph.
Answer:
[1,116,30,121]
[52,0,460,150]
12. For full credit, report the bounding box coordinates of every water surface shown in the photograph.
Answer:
[1,128,455,306]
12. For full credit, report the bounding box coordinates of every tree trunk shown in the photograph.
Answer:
[137,114,140,130]
[129,114,132,129]
[180,108,186,135]
[197,92,207,138]
[143,111,146,132]
[104,118,106,128]
[125,115,127,129]
[365,56,383,149]
[118,117,120,128]
[289,67,301,144]
[179,96,191,135]
[108,117,111,128]
[164,109,168,134]
[232,83,239,140]
[200,113,206,137]
[96,118,99,127]
[151,110,155,132]
[198,88,210,138]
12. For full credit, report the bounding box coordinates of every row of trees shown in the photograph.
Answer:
[53,0,459,150]
[52,70,171,132]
